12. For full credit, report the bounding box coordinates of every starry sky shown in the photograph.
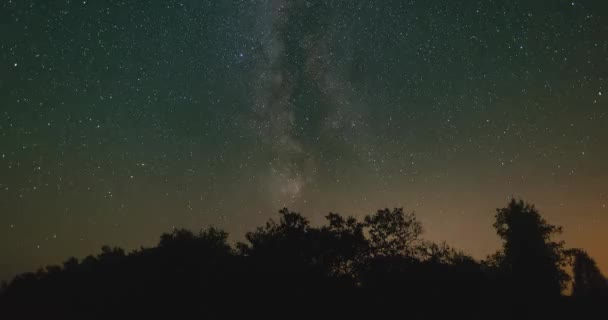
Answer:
[1,0,607,281]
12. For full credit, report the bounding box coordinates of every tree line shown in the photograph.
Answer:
[0,199,606,319]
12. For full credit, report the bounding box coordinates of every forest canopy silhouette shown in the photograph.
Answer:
[1,199,606,319]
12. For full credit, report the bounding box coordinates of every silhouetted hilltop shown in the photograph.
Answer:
[1,200,606,320]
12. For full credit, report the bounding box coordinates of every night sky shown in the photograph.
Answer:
[1,0,607,281]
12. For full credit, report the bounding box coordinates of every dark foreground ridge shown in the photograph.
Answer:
[1,199,606,319]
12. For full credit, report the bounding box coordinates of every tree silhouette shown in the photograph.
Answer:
[363,207,422,258]
[0,201,605,320]
[238,208,316,268]
[320,212,368,277]
[492,199,570,298]
[571,249,608,299]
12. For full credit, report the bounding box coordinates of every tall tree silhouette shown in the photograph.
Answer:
[492,199,569,298]
[571,249,608,299]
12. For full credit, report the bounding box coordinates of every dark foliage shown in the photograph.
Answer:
[571,249,608,298]
[0,201,605,320]
[491,199,571,298]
